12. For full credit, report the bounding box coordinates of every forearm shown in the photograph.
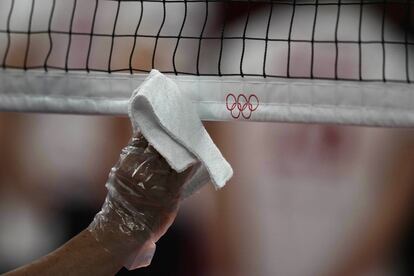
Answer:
[4,229,133,276]
[4,133,195,275]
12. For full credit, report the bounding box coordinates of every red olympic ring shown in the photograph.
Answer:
[225,93,259,119]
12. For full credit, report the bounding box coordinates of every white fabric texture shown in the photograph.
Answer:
[124,69,233,270]
[128,69,233,191]
[1,70,414,127]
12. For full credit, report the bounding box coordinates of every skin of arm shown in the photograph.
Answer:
[4,230,127,276]
[3,133,193,276]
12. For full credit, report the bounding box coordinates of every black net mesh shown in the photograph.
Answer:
[0,0,413,82]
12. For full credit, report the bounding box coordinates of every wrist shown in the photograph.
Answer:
[88,197,149,261]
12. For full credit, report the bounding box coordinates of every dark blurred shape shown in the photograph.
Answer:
[394,211,414,276]
[117,223,204,276]
[57,192,204,276]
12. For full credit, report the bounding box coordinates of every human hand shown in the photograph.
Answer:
[88,132,197,263]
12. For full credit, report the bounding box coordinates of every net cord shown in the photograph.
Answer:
[1,69,414,127]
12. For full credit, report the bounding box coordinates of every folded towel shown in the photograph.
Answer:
[124,69,233,269]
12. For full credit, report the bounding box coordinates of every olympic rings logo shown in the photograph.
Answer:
[225,93,259,119]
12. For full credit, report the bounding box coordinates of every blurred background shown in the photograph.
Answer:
[1,0,414,275]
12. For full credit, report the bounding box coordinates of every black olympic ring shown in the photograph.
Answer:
[225,93,259,119]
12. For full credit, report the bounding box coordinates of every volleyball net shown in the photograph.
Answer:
[0,0,413,126]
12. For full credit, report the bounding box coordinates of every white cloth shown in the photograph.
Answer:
[124,69,233,270]
[128,69,233,192]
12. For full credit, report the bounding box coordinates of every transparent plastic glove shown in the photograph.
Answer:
[88,132,197,269]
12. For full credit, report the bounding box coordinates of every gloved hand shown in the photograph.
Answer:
[88,132,197,267]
